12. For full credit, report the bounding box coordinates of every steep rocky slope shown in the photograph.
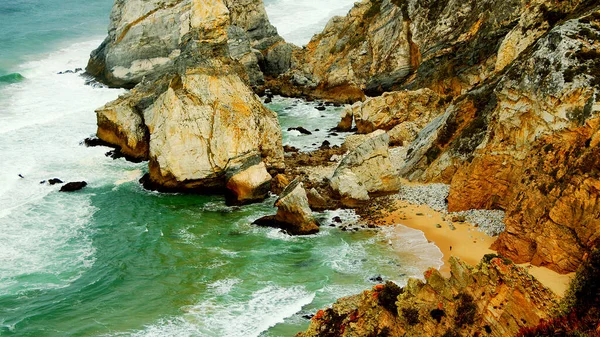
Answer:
[297,256,558,337]
[86,0,292,88]
[92,0,283,194]
[400,4,600,273]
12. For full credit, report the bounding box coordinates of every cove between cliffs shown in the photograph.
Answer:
[0,39,446,336]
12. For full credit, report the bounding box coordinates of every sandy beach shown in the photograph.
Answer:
[376,199,574,297]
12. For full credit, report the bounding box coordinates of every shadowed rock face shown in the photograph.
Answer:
[297,256,558,337]
[93,0,284,194]
[399,4,600,273]
[86,0,292,88]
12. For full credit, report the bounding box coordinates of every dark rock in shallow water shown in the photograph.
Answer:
[315,105,326,111]
[369,275,384,283]
[319,140,331,150]
[302,314,315,320]
[283,145,300,153]
[59,181,87,192]
[48,178,63,185]
[83,137,112,148]
[288,126,312,135]
[264,97,272,104]
[333,216,343,223]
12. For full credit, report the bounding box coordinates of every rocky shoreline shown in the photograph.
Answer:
[83,0,599,335]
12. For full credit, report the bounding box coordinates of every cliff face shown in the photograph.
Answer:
[94,0,283,193]
[297,256,558,337]
[86,0,292,88]
[270,0,525,102]
[399,5,600,273]
[278,0,599,273]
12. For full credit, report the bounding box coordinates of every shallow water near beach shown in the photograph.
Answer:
[0,1,443,336]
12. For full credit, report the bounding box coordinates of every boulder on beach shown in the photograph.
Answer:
[254,178,319,235]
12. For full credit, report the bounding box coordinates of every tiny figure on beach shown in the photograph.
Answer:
[18,174,24,178]
[450,245,452,251]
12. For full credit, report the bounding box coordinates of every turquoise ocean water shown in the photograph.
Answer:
[0,1,442,336]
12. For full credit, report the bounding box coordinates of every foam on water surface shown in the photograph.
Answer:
[264,0,356,46]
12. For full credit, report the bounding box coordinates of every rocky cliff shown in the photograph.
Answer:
[93,0,283,194]
[399,3,600,273]
[86,0,292,88]
[269,0,529,102]
[274,0,599,273]
[297,256,558,337]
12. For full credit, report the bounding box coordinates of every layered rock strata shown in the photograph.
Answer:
[297,256,558,337]
[337,88,448,145]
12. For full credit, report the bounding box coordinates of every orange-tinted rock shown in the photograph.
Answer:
[297,257,558,337]
[400,6,600,272]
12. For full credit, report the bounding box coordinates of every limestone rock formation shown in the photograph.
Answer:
[297,256,558,337]
[224,151,272,205]
[338,88,448,146]
[94,0,284,194]
[144,65,283,191]
[271,0,527,102]
[254,178,320,235]
[86,0,292,88]
[399,4,600,272]
[331,131,400,206]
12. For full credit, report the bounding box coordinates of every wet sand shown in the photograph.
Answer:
[376,199,574,297]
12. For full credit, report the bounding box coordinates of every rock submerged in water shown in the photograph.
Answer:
[59,181,87,192]
[288,126,312,135]
[254,178,319,235]
[48,178,63,185]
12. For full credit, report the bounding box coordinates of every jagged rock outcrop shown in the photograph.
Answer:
[270,0,528,102]
[330,131,400,206]
[86,0,292,88]
[95,0,284,194]
[399,4,600,272]
[297,256,558,337]
[254,178,320,235]
[224,151,272,205]
[337,88,448,145]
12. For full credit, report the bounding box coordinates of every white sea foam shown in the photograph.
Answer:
[207,278,242,295]
[379,225,444,277]
[0,196,97,296]
[264,0,356,46]
[0,38,126,294]
[125,285,315,337]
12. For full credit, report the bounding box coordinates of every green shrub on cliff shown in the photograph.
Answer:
[378,281,403,315]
